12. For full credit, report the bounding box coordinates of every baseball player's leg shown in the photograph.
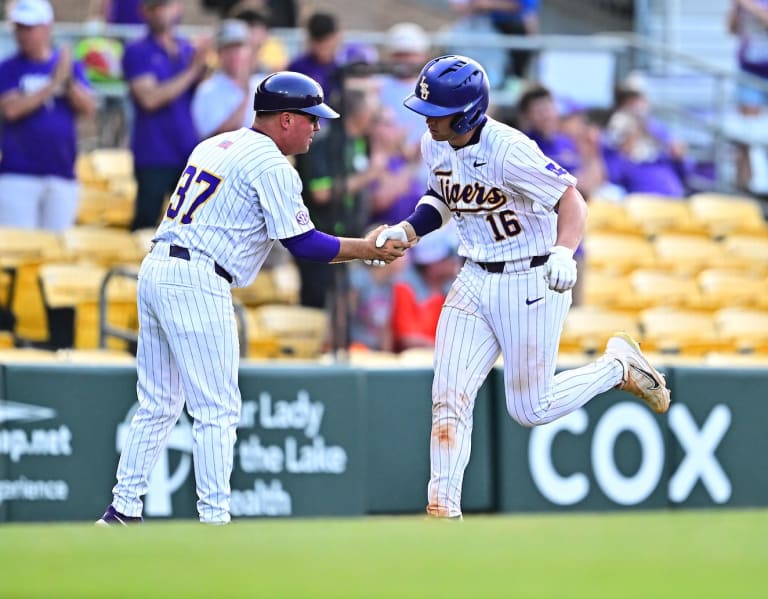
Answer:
[428,271,500,517]
[158,263,240,524]
[495,269,623,427]
[112,262,185,517]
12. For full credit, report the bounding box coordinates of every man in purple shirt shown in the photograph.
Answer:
[286,12,342,104]
[603,110,688,198]
[123,0,210,230]
[0,0,96,231]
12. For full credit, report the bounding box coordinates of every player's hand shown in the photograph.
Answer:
[544,246,578,292]
[363,225,411,267]
[375,225,409,248]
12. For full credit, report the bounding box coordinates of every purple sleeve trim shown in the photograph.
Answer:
[405,203,443,237]
[280,229,340,262]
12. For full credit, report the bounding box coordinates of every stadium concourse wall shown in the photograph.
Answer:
[0,363,765,522]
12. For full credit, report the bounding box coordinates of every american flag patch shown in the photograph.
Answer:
[217,140,233,149]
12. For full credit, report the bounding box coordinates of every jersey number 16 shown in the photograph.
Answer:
[485,209,522,241]
[166,164,223,224]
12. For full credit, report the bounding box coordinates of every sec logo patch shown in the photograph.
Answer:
[296,210,310,225]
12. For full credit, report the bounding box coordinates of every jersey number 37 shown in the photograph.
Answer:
[166,164,223,224]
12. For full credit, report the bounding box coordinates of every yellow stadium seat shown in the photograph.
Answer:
[585,200,636,234]
[132,228,155,256]
[714,307,768,353]
[722,234,768,275]
[584,233,656,274]
[0,331,13,349]
[581,271,633,309]
[0,228,62,267]
[245,304,327,359]
[623,193,702,236]
[697,269,768,310]
[233,262,300,307]
[688,193,768,237]
[0,229,64,342]
[653,233,730,275]
[628,269,704,310]
[560,306,639,354]
[38,264,138,350]
[89,148,134,180]
[62,226,143,266]
[639,307,727,355]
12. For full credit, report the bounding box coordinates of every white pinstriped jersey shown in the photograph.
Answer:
[154,127,315,287]
[422,117,577,263]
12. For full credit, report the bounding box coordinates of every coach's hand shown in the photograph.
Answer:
[363,225,411,266]
[544,246,578,292]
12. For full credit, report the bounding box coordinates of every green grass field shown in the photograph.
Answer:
[1,510,765,598]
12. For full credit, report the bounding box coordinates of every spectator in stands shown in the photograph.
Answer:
[450,0,539,84]
[392,227,461,352]
[348,249,406,352]
[603,110,689,198]
[295,88,386,308]
[517,85,607,199]
[367,105,423,227]
[230,5,288,75]
[613,82,689,165]
[123,0,211,231]
[192,19,255,138]
[287,12,342,106]
[727,0,768,192]
[88,0,145,25]
[0,0,97,231]
[377,22,433,154]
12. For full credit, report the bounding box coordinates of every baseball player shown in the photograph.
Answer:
[375,55,670,518]
[97,71,410,526]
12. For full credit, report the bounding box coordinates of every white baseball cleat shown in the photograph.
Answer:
[605,332,670,414]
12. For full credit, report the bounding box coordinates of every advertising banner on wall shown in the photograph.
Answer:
[495,369,768,511]
[0,364,368,522]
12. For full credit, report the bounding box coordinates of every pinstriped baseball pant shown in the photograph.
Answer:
[427,262,623,517]
[112,245,240,523]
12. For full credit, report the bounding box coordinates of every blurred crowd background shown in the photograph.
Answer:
[1,0,767,366]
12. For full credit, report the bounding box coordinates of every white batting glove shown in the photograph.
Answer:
[363,259,387,267]
[375,225,409,248]
[544,246,578,292]
[363,225,410,267]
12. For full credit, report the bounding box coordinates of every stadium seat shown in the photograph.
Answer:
[233,262,301,307]
[88,148,134,180]
[653,233,730,275]
[638,307,727,355]
[585,199,636,234]
[62,226,143,266]
[132,228,155,256]
[688,193,768,237]
[0,348,58,363]
[722,234,768,275]
[559,306,640,354]
[581,270,632,309]
[38,264,138,350]
[697,269,768,310]
[713,307,768,353]
[0,229,64,342]
[628,269,704,310]
[584,233,656,274]
[0,330,13,349]
[623,193,701,236]
[245,304,328,359]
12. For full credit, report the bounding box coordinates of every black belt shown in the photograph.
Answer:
[476,255,549,273]
[169,245,233,284]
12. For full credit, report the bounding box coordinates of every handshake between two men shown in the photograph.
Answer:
[360,222,579,295]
